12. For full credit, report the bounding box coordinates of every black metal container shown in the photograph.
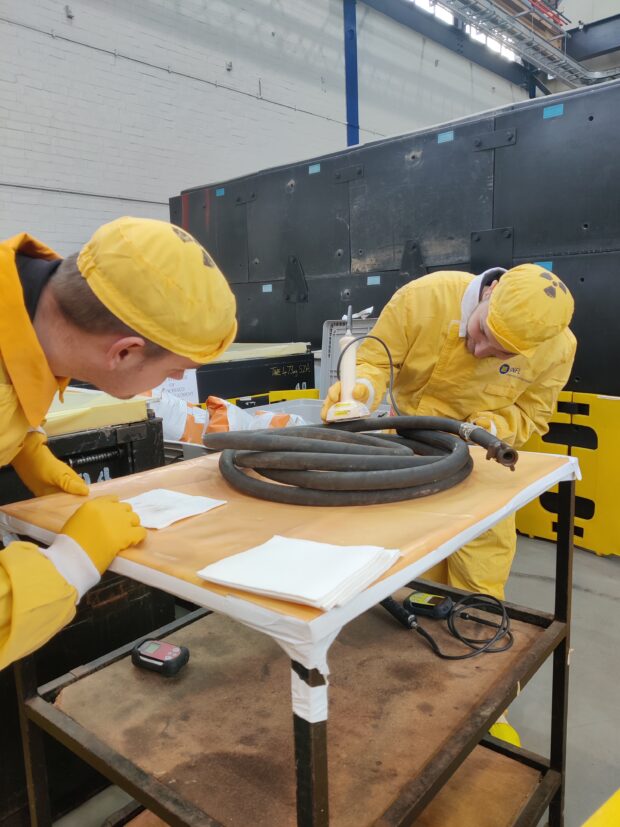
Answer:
[0,416,174,826]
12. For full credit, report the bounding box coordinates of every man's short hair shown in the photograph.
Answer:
[52,254,166,357]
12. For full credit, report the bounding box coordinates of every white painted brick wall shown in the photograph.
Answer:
[0,185,168,256]
[357,5,527,136]
[0,0,350,250]
[1,0,529,253]
[561,1,619,25]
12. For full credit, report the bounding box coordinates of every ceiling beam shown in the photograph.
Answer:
[360,0,529,87]
[566,14,620,62]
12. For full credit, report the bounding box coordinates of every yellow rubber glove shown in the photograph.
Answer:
[469,415,498,437]
[320,381,371,421]
[61,495,147,573]
[11,431,89,497]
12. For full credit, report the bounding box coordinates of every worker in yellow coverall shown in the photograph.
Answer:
[0,217,236,671]
[322,264,576,742]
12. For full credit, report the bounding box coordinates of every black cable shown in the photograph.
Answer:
[335,334,403,415]
[381,593,513,660]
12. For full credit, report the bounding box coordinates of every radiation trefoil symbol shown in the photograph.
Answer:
[171,225,215,267]
[539,271,568,299]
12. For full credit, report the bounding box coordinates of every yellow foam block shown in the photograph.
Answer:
[44,389,148,437]
[210,342,309,363]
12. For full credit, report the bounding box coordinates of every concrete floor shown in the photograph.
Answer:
[505,537,620,827]
[54,536,620,827]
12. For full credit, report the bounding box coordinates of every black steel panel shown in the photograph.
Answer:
[295,271,408,347]
[229,271,407,348]
[471,227,514,272]
[169,196,181,226]
[184,184,250,284]
[472,128,517,151]
[427,262,471,274]
[173,81,620,396]
[232,280,297,342]
[284,255,309,303]
[230,266,475,349]
[349,122,494,273]
[514,253,620,395]
[495,85,620,258]
[246,159,351,282]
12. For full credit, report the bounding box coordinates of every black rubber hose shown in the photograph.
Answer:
[203,416,517,507]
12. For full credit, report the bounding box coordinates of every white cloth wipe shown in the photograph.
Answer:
[196,535,401,610]
[123,488,226,530]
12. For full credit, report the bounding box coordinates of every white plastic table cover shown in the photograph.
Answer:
[0,448,579,687]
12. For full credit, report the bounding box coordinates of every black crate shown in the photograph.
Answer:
[1,575,176,827]
[0,416,173,826]
[0,416,164,506]
[196,352,314,400]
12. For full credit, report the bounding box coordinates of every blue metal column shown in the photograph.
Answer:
[343,0,360,146]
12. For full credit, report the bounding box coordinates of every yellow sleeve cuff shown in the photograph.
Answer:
[0,542,77,670]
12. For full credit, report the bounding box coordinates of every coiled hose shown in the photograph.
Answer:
[202,416,518,507]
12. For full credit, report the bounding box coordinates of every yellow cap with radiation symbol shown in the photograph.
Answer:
[77,217,237,363]
[486,264,574,357]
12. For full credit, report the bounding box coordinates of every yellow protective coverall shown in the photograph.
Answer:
[0,234,78,670]
[356,266,577,599]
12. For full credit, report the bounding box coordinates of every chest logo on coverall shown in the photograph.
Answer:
[499,364,520,376]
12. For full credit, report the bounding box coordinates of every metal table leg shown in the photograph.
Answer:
[291,660,329,826]
[14,656,53,827]
[549,479,575,827]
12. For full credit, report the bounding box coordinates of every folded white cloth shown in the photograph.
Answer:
[123,488,226,530]
[196,535,401,610]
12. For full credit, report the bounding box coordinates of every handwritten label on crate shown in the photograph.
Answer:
[271,363,312,378]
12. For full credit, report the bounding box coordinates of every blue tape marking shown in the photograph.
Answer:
[215,187,225,197]
[534,261,553,271]
[438,130,454,144]
[543,104,564,120]
[367,275,381,285]
[262,284,273,293]
[308,163,321,175]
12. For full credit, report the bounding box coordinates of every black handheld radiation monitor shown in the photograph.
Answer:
[131,639,189,677]
[403,591,453,619]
